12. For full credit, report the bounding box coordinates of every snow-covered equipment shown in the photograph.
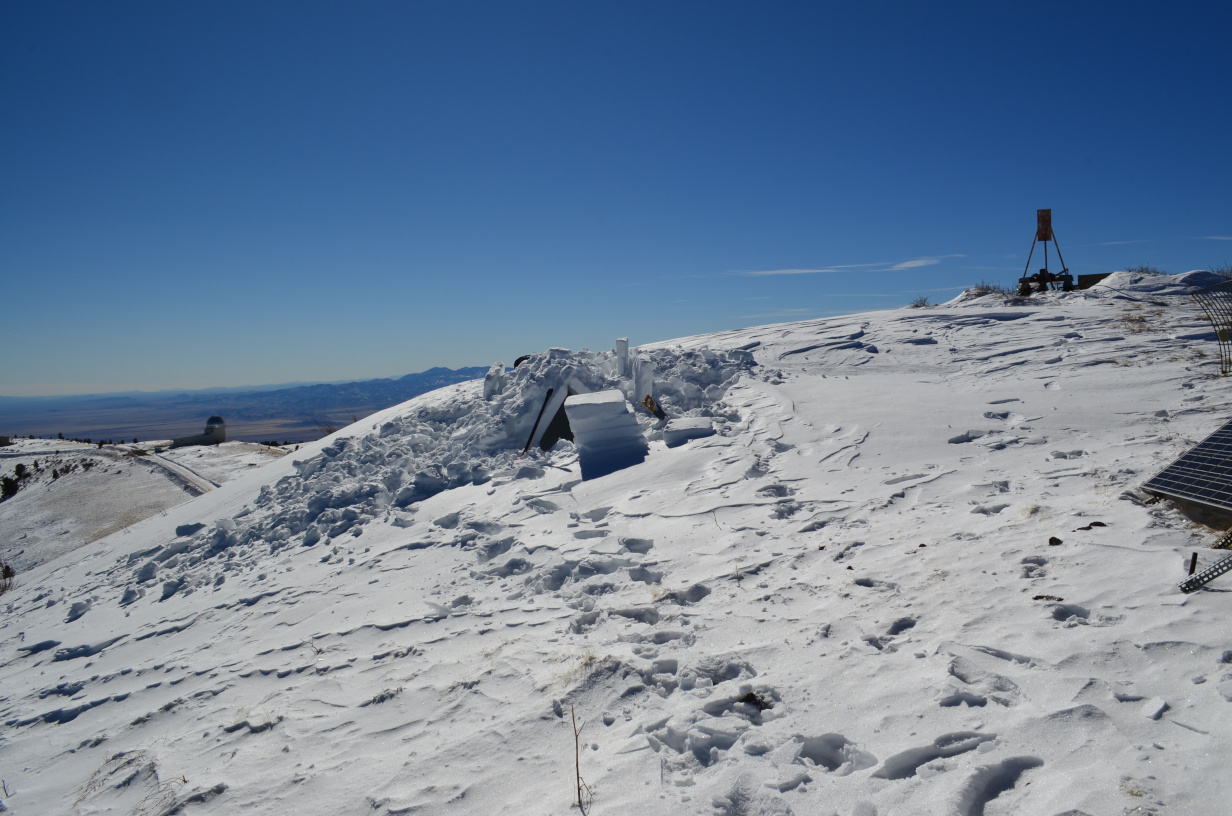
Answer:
[1018,209,1073,295]
[1179,551,1232,593]
[662,417,715,448]
[563,390,648,480]
[1191,278,1232,374]
[1142,417,1232,514]
[641,394,667,420]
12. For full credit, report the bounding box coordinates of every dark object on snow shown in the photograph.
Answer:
[1179,552,1232,593]
[1048,536,1063,546]
[514,355,532,368]
[1191,278,1232,374]
[641,394,667,420]
[538,393,575,450]
[1074,521,1107,531]
[1190,552,1199,575]
[521,388,555,456]
[170,415,225,449]
[1077,273,1111,290]
[1142,417,1232,514]
[1017,209,1073,295]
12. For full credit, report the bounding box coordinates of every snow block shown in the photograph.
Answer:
[483,362,505,401]
[1141,697,1168,720]
[663,417,715,448]
[633,356,656,404]
[564,390,648,480]
[616,338,630,377]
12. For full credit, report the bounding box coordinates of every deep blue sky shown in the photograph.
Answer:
[3,2,1230,396]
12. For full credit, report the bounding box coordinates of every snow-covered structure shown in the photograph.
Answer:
[169,415,225,448]
[563,390,649,479]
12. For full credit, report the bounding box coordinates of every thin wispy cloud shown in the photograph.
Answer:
[742,268,841,276]
[739,262,884,276]
[1070,239,1152,248]
[818,293,908,298]
[891,258,941,270]
[739,255,963,277]
[1204,236,1232,241]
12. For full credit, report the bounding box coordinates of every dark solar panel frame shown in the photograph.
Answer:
[1142,418,1232,513]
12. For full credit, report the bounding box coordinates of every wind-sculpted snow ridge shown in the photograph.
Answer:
[4,272,1232,816]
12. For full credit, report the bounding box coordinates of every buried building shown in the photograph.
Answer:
[170,415,226,449]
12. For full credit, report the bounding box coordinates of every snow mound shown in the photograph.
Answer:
[115,345,755,603]
[944,270,1224,307]
[1091,269,1225,296]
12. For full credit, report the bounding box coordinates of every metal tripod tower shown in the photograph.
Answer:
[1018,209,1073,295]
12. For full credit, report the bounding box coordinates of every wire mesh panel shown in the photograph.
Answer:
[1143,418,1232,513]
[1191,279,1232,375]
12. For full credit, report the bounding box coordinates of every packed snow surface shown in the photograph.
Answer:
[3,270,1232,815]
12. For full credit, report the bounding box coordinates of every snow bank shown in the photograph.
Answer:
[99,345,756,607]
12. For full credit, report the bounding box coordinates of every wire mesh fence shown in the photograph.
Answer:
[1191,278,1232,375]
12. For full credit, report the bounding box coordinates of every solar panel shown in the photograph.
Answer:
[1142,418,1232,513]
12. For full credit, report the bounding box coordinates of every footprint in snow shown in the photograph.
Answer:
[1020,556,1047,578]
[950,757,1044,816]
[872,732,997,779]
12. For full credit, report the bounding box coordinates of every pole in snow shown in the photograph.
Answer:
[521,388,555,456]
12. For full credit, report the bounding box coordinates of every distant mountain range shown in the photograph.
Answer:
[0,367,490,443]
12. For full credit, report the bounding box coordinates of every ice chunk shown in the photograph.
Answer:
[616,338,630,377]
[633,355,657,404]
[663,417,715,448]
[483,362,505,401]
[1141,697,1168,720]
[564,390,648,480]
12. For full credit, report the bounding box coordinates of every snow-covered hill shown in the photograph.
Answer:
[3,271,1231,816]
[0,440,290,573]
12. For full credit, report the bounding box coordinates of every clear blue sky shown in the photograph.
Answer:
[3,1,1230,396]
